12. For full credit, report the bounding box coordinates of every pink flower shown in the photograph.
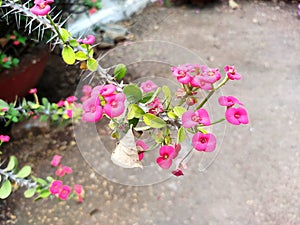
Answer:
[148,98,164,115]
[30,0,54,16]
[171,65,192,84]
[0,135,10,142]
[90,85,103,97]
[224,65,241,80]
[10,35,16,40]
[13,41,20,46]
[82,85,92,96]
[173,143,181,159]
[172,169,184,176]
[192,132,216,152]
[190,76,212,90]
[104,93,126,118]
[49,180,62,195]
[225,107,249,125]
[99,84,116,96]
[82,97,103,122]
[58,185,71,200]
[78,35,96,45]
[136,140,149,161]
[201,68,221,83]
[74,184,83,195]
[50,155,62,167]
[89,7,97,15]
[66,96,77,104]
[74,184,84,202]
[29,88,37,94]
[218,95,243,107]
[156,145,175,169]
[57,100,65,107]
[55,166,73,177]
[65,109,73,118]
[186,96,197,106]
[141,80,158,92]
[2,57,8,63]
[182,109,211,128]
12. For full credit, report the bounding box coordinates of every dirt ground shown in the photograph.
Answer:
[1,1,300,225]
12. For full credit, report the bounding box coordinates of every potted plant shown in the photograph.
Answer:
[0,0,102,102]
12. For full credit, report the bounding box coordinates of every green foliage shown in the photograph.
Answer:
[0,180,12,199]
[173,106,187,118]
[123,84,143,103]
[114,64,127,80]
[177,126,186,143]
[87,58,98,71]
[162,86,171,109]
[24,188,36,198]
[143,113,166,128]
[127,104,145,120]
[62,46,76,65]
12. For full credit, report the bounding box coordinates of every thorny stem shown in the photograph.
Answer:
[195,77,229,110]
[0,168,37,189]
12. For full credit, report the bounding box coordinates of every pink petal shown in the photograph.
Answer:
[182,110,199,128]
[195,108,211,126]
[159,145,175,159]
[225,107,249,125]
[156,157,172,169]
[172,169,184,176]
[30,5,51,16]
[192,132,216,152]
[82,106,103,122]
[100,84,116,96]
[91,85,103,97]
[50,155,62,167]
[136,140,149,151]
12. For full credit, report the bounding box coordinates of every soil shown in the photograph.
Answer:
[1,1,300,225]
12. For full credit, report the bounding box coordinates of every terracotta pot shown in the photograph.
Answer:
[0,44,49,102]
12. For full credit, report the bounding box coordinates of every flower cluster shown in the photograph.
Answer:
[49,155,84,202]
[105,64,249,176]
[0,31,28,71]
[81,84,126,122]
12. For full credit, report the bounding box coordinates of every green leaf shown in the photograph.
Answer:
[162,86,172,109]
[46,176,54,183]
[167,111,177,119]
[128,118,139,127]
[173,106,187,118]
[123,84,143,103]
[127,104,145,120]
[140,92,154,104]
[177,127,186,143]
[0,1,2,7]
[0,180,12,199]
[51,114,59,121]
[62,46,75,65]
[0,99,9,109]
[143,113,166,128]
[24,188,36,198]
[87,58,98,71]
[28,102,40,109]
[39,190,51,198]
[114,64,127,80]
[69,39,79,47]
[15,165,31,178]
[5,156,18,172]
[143,87,161,105]
[36,178,48,186]
[12,117,18,123]
[75,51,88,61]
[42,98,49,109]
[60,28,70,42]
[88,48,94,58]
[40,115,49,122]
